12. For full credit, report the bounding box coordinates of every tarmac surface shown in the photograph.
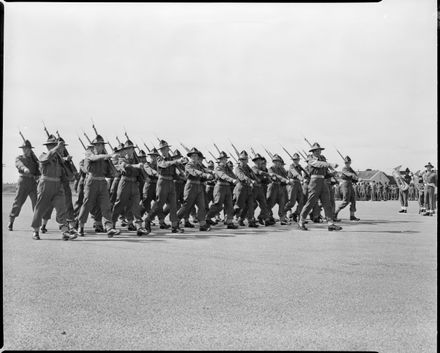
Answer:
[2,194,437,351]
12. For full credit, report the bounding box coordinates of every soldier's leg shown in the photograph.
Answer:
[349,186,357,217]
[283,184,296,214]
[111,180,131,225]
[31,181,55,230]
[177,183,198,221]
[206,184,225,219]
[299,181,321,224]
[335,183,350,215]
[278,187,287,220]
[266,183,277,217]
[195,186,207,227]
[319,183,336,224]
[52,185,69,232]
[165,183,179,228]
[9,178,32,221]
[223,187,235,224]
[255,187,271,222]
[63,182,75,227]
[73,182,85,218]
[245,188,256,223]
[77,180,99,229]
[130,183,144,229]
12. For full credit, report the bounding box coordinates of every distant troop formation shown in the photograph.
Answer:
[7,128,437,240]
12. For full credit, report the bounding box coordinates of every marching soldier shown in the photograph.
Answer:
[398,168,412,213]
[205,160,216,214]
[266,154,290,225]
[8,139,40,231]
[141,148,169,229]
[30,135,77,240]
[334,156,360,221]
[205,151,239,229]
[298,142,342,231]
[422,162,437,216]
[111,140,150,236]
[233,151,259,227]
[176,148,213,231]
[414,173,426,214]
[144,140,185,234]
[75,135,120,237]
[283,153,305,223]
[251,153,274,226]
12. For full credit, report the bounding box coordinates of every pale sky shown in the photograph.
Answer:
[2,1,437,183]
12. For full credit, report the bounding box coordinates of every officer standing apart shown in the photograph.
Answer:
[422,162,437,216]
[298,143,342,231]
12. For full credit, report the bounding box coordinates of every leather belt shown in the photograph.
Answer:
[88,176,106,181]
[188,180,201,185]
[218,182,232,186]
[310,175,325,179]
[40,176,60,182]
[19,174,36,178]
[121,176,137,182]
[158,175,173,181]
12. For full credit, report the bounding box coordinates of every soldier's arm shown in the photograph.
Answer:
[15,156,31,174]
[308,157,334,169]
[185,163,205,177]
[143,163,158,177]
[157,156,181,168]
[214,165,237,183]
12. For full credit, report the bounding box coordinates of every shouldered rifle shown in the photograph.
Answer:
[88,123,118,176]
[179,142,190,153]
[281,146,304,181]
[208,151,217,160]
[250,147,257,158]
[227,150,238,164]
[18,130,41,175]
[55,130,78,174]
[123,129,148,178]
[335,148,345,162]
[142,141,151,153]
[229,140,240,158]
[262,146,274,160]
[78,136,87,150]
[297,150,307,161]
[213,142,221,154]
[82,130,92,144]
[303,137,313,148]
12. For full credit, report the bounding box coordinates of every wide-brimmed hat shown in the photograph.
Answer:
[19,140,34,149]
[148,148,160,156]
[91,135,107,145]
[309,142,325,152]
[252,153,265,162]
[43,134,58,145]
[186,147,202,157]
[57,137,68,146]
[405,168,410,173]
[272,154,284,163]
[123,140,135,150]
[114,143,125,152]
[344,156,351,163]
[174,149,182,157]
[425,162,434,168]
[217,151,229,160]
[238,150,249,160]
[138,150,146,157]
[207,160,214,168]
[291,153,300,160]
[158,139,171,150]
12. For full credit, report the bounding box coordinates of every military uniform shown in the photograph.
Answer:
[250,154,272,225]
[298,143,341,231]
[76,135,120,237]
[145,140,184,233]
[283,154,305,222]
[206,152,238,228]
[8,140,40,231]
[30,136,76,240]
[334,156,359,221]
[398,169,412,213]
[422,163,437,216]
[111,141,148,235]
[176,148,212,230]
[266,154,290,224]
[233,151,258,227]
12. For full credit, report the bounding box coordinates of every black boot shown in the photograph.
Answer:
[137,227,150,236]
[248,220,259,228]
[144,220,151,233]
[127,223,137,231]
[328,224,342,231]
[32,231,40,240]
[184,220,195,228]
[206,218,216,226]
[171,226,184,233]
[350,216,360,221]
[8,217,14,231]
[159,222,171,229]
[298,222,308,231]
[40,224,48,233]
[226,223,238,229]
[199,224,211,231]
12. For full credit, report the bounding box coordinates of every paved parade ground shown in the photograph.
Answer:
[2,194,437,352]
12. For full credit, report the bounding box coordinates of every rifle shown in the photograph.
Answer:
[250,147,257,158]
[55,130,78,174]
[297,150,307,161]
[303,137,313,148]
[281,145,304,181]
[179,142,190,153]
[335,148,346,163]
[229,140,240,158]
[262,146,274,160]
[142,141,151,153]
[78,136,87,150]
[82,130,92,144]
[208,151,217,160]
[18,130,41,176]
[213,142,221,155]
[227,150,238,164]
[116,136,122,145]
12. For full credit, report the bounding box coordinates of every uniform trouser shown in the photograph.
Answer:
[147,178,178,227]
[43,181,75,222]
[206,185,214,210]
[31,180,67,229]
[336,182,356,214]
[109,177,121,205]
[300,178,333,222]
[177,182,207,226]
[112,179,142,226]
[233,183,255,221]
[418,191,425,209]
[9,176,37,218]
[284,181,303,214]
[73,181,85,218]
[141,181,164,221]
[206,184,234,223]
[77,179,113,229]
[424,186,435,211]
[266,183,287,219]
[399,189,409,207]
[252,186,270,220]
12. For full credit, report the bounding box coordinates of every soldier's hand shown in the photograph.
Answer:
[57,140,65,148]
[233,179,239,185]
[329,163,338,169]
[23,167,31,174]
